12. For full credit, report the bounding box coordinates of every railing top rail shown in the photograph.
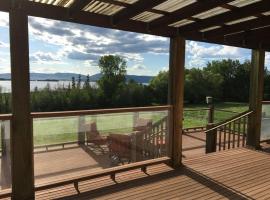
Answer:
[262,101,270,104]
[184,108,210,112]
[0,114,12,120]
[205,110,253,134]
[214,109,239,114]
[31,105,172,119]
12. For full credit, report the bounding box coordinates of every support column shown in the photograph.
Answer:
[9,3,35,199]
[168,36,185,167]
[247,49,265,149]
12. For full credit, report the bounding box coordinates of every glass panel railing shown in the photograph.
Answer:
[261,102,270,141]
[0,119,11,191]
[32,106,171,185]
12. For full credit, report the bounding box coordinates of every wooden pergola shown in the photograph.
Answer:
[0,0,269,199]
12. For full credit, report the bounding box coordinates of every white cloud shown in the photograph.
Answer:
[127,64,154,76]
[266,53,270,67]
[0,12,8,27]
[185,41,250,68]
[0,41,9,48]
[136,35,167,42]
[27,16,169,71]
[30,51,64,65]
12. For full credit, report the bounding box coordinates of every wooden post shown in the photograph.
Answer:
[168,36,185,168]
[78,116,86,145]
[9,3,35,199]
[205,124,217,153]
[133,112,139,127]
[206,96,214,124]
[247,49,265,149]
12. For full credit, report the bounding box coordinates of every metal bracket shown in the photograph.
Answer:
[110,173,116,182]
[74,182,80,194]
[141,166,147,174]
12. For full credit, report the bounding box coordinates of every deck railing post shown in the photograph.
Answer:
[9,3,35,199]
[168,36,185,168]
[206,123,217,153]
[78,116,86,145]
[247,49,265,149]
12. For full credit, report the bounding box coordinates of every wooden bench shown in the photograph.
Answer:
[35,157,171,193]
[0,188,11,199]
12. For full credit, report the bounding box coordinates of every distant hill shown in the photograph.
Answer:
[0,73,154,84]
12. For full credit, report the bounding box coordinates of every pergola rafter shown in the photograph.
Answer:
[69,0,92,13]
[112,0,168,24]
[0,0,269,50]
[178,0,270,33]
[149,0,235,30]
[203,16,270,39]
[0,0,269,199]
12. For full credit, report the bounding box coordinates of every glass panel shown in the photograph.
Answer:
[261,103,270,141]
[0,120,11,190]
[183,109,208,128]
[33,109,170,185]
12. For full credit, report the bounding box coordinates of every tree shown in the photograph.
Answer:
[71,76,76,89]
[84,74,90,89]
[185,68,223,103]
[77,74,82,89]
[97,55,127,106]
[149,71,169,104]
[205,59,250,102]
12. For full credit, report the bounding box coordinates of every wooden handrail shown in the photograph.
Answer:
[205,110,253,134]
[214,109,239,114]
[184,108,210,112]
[0,114,12,120]
[31,105,172,118]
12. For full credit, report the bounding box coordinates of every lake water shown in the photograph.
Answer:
[0,80,96,93]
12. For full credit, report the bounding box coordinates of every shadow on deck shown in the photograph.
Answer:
[33,148,270,200]
[0,131,227,191]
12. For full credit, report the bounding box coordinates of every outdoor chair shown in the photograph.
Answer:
[107,133,132,166]
[107,118,153,165]
[85,122,107,146]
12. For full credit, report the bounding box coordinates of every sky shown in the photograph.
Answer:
[0,11,269,76]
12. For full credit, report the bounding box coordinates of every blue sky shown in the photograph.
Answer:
[0,11,269,76]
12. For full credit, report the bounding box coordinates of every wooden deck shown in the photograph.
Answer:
[0,131,243,191]
[2,147,270,199]
[31,148,270,199]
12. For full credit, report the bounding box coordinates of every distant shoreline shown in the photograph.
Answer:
[0,79,74,82]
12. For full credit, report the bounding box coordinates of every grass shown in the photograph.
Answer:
[184,102,248,128]
[1,102,249,147]
[33,111,167,146]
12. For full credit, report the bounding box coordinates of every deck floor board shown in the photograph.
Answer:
[3,134,270,199]
[30,148,270,199]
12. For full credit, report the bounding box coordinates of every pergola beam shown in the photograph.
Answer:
[178,0,270,33]
[222,27,270,43]
[150,0,235,30]
[203,16,270,39]
[0,0,270,50]
[112,0,168,24]
[69,0,92,13]
[96,0,169,15]
[22,0,177,37]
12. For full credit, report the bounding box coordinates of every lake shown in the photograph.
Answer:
[0,80,97,93]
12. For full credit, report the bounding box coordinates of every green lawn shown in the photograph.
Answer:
[33,111,167,146]
[184,102,248,128]
[1,102,249,148]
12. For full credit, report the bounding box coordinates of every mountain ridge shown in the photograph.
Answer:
[0,73,154,83]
